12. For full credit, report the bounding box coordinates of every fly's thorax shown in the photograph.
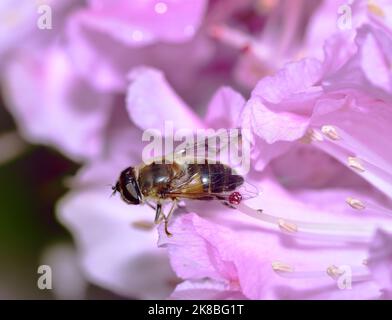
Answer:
[137,161,183,198]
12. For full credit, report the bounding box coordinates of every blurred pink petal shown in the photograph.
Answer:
[65,0,213,94]
[58,187,177,299]
[170,279,246,300]
[159,175,391,299]
[368,229,392,298]
[126,67,204,131]
[2,45,112,161]
[251,58,322,105]
[41,243,87,300]
[0,0,79,58]
[83,0,207,46]
[205,86,245,129]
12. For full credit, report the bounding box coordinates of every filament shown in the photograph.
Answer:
[236,203,381,243]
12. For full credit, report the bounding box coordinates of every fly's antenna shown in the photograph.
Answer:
[105,184,117,197]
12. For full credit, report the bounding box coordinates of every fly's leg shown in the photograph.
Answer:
[146,201,157,211]
[163,199,178,237]
[222,201,236,209]
[154,202,165,224]
[152,200,178,237]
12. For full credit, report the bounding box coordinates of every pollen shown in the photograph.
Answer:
[367,1,385,18]
[321,125,340,141]
[272,261,294,273]
[346,197,366,210]
[278,219,298,233]
[300,129,324,144]
[347,156,365,173]
[326,265,344,279]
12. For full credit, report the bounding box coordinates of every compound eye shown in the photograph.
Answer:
[126,182,139,201]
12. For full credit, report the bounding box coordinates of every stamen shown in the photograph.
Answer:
[348,156,365,173]
[272,261,294,273]
[321,125,340,141]
[237,202,383,243]
[346,197,366,210]
[346,196,392,217]
[278,219,298,233]
[313,137,392,198]
[209,25,253,51]
[300,129,324,144]
[362,201,392,217]
[367,1,386,18]
[326,265,344,279]
[310,129,324,142]
[272,263,372,282]
[209,24,268,60]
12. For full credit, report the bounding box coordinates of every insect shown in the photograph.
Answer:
[112,132,258,236]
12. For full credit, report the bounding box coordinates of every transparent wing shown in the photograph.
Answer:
[166,167,259,201]
[162,129,251,167]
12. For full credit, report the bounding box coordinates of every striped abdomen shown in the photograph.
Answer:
[137,162,244,200]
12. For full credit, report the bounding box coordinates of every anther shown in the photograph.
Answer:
[272,261,294,273]
[278,219,298,233]
[326,265,344,279]
[367,2,385,17]
[346,197,366,210]
[321,125,340,141]
[348,156,365,173]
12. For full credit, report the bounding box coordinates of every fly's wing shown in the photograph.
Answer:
[165,165,259,201]
[163,129,251,170]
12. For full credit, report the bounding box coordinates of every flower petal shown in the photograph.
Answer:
[1,46,112,161]
[58,187,177,299]
[126,67,204,131]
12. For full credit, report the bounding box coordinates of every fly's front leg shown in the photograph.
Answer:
[154,202,165,224]
[146,201,156,211]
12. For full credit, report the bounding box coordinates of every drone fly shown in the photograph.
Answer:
[112,131,258,236]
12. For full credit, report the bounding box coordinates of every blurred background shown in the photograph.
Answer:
[0,97,131,299]
[1,0,364,299]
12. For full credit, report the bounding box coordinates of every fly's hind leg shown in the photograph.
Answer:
[152,200,178,237]
[222,201,236,209]
[163,199,178,237]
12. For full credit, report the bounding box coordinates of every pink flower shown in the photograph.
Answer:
[158,21,392,299]
[4,1,392,300]
[1,0,211,161]
[368,229,392,299]
[56,66,243,298]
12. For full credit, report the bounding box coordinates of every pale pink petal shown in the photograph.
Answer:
[204,86,245,129]
[1,46,112,161]
[170,279,246,300]
[58,187,177,299]
[0,0,79,58]
[243,98,310,144]
[368,229,392,298]
[40,243,87,300]
[126,67,204,131]
[251,58,322,104]
[66,14,214,93]
[159,175,392,300]
[84,0,207,46]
